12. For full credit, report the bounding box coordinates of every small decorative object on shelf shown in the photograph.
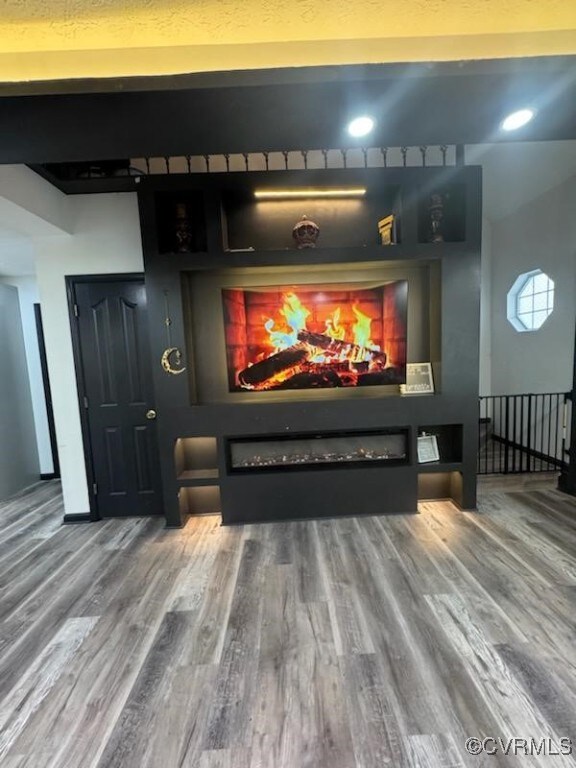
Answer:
[378,214,396,245]
[428,193,444,243]
[292,215,320,249]
[174,202,193,252]
[400,362,434,395]
[417,433,440,463]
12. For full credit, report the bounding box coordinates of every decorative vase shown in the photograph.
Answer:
[428,193,444,243]
[175,203,193,252]
[292,215,320,249]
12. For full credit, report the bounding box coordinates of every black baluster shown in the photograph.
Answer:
[495,397,499,474]
[544,394,549,467]
[540,394,545,468]
[548,394,553,466]
[494,397,498,474]
[479,398,483,474]
[535,395,540,469]
[517,396,523,473]
[485,398,490,474]
[554,394,559,468]
[527,395,532,472]
[486,397,490,473]
[504,396,510,474]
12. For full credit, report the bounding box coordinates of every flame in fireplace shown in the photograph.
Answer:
[264,292,381,359]
[325,307,345,340]
[264,318,294,350]
[281,292,310,333]
[265,292,312,351]
[352,305,377,352]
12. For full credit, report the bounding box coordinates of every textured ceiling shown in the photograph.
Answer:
[0,0,574,81]
[0,0,572,47]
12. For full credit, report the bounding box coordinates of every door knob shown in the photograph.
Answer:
[146,409,157,420]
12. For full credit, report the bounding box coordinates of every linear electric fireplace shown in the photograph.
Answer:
[220,425,414,524]
[220,427,412,522]
[222,282,407,392]
[228,428,408,472]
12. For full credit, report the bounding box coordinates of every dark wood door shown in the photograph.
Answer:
[74,279,163,517]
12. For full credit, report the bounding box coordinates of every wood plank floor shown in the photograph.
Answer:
[1,479,576,767]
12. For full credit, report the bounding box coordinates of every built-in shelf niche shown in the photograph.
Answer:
[417,185,466,244]
[155,190,207,254]
[418,470,463,504]
[178,486,221,516]
[221,185,401,252]
[417,423,463,465]
[175,436,219,483]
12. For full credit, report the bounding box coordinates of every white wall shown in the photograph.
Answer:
[479,218,492,396]
[0,283,40,499]
[490,174,576,395]
[34,193,143,518]
[0,276,53,474]
[0,165,72,236]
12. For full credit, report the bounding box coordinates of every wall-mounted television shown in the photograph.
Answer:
[222,281,407,392]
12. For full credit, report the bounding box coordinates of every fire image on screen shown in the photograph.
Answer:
[222,281,407,392]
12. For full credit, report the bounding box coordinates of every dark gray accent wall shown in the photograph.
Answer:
[0,283,40,499]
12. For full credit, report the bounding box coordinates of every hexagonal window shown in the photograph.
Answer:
[507,269,554,332]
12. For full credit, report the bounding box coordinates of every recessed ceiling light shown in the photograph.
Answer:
[347,116,375,138]
[501,108,535,132]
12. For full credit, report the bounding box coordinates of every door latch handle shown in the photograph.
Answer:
[146,409,157,420]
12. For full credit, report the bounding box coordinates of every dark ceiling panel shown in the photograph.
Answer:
[0,57,574,164]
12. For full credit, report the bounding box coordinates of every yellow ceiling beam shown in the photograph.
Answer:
[0,0,574,82]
